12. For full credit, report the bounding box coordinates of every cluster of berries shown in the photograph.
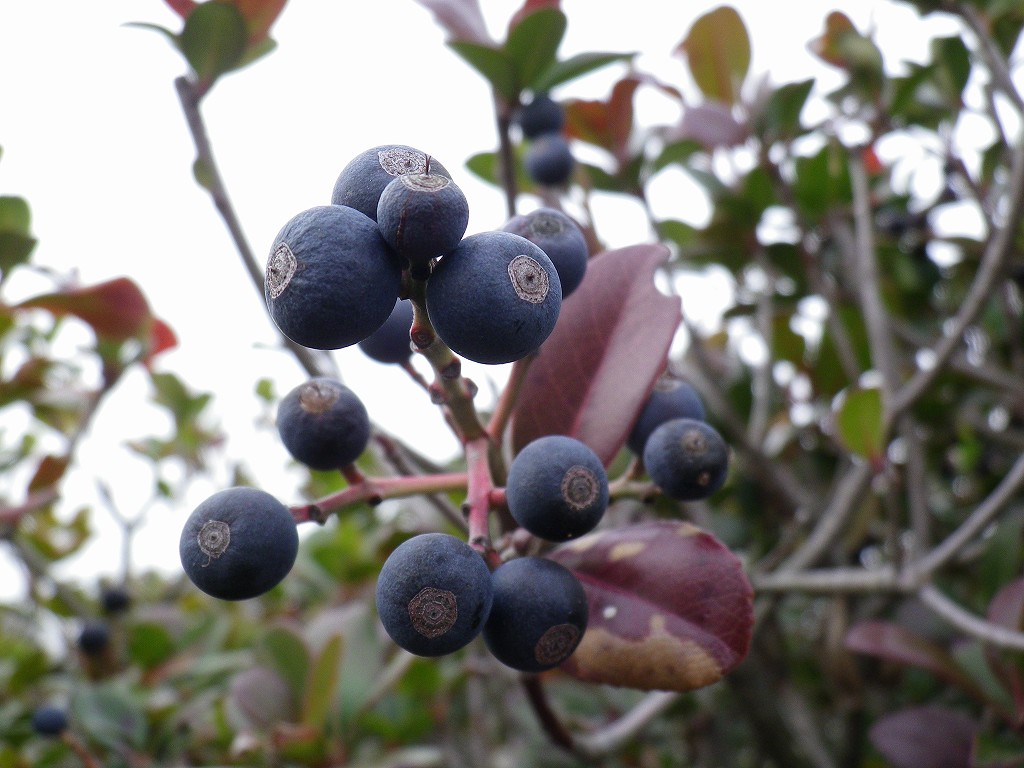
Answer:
[175,141,730,681]
[377,434,605,672]
[266,143,587,365]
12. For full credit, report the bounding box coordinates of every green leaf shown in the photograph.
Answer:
[70,684,148,752]
[0,196,30,235]
[504,8,566,93]
[448,41,516,101]
[752,78,815,143]
[533,51,635,93]
[126,622,176,670]
[652,139,703,172]
[464,148,536,193]
[179,1,247,85]
[678,6,751,104]
[258,626,310,705]
[834,385,884,462]
[301,634,343,726]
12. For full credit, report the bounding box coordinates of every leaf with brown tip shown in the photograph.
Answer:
[548,520,753,691]
[510,244,681,466]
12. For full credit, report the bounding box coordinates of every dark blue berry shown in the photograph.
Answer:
[358,298,414,364]
[31,705,68,737]
[100,586,131,614]
[516,94,565,140]
[179,487,299,601]
[265,205,401,350]
[375,533,493,657]
[501,208,588,297]
[524,133,575,187]
[483,557,588,673]
[77,620,110,656]
[331,144,451,221]
[277,377,370,471]
[426,231,562,364]
[507,435,608,541]
[627,378,706,455]
[376,172,469,267]
[643,418,729,501]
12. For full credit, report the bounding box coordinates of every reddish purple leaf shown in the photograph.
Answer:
[415,0,493,45]
[845,620,989,701]
[235,0,287,43]
[144,317,179,368]
[869,706,976,768]
[163,0,197,19]
[510,244,681,466]
[548,520,753,691]
[28,455,70,495]
[671,101,747,150]
[18,277,154,342]
[984,578,1024,716]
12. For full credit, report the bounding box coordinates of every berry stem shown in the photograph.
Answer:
[465,436,501,568]
[406,276,488,443]
[290,471,469,524]
[486,352,536,442]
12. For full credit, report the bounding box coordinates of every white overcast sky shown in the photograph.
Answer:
[0,1,962,592]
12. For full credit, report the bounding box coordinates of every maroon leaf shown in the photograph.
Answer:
[144,317,179,368]
[415,0,493,45]
[984,578,1024,717]
[671,101,747,150]
[548,520,753,691]
[510,244,681,466]
[163,0,197,19]
[845,620,988,701]
[235,0,287,43]
[869,706,976,768]
[28,455,70,495]
[17,277,154,343]
[565,76,640,165]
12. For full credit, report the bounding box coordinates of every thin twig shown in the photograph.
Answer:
[845,155,900,406]
[915,452,1024,578]
[173,76,331,380]
[574,691,680,758]
[919,583,1024,651]
[891,128,1024,420]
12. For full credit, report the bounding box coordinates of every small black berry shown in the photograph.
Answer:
[276,377,370,471]
[358,298,415,364]
[501,208,588,298]
[426,231,562,364]
[77,619,110,656]
[331,144,451,221]
[376,172,469,266]
[524,133,575,187]
[375,533,493,657]
[179,487,299,601]
[31,705,68,737]
[506,435,608,541]
[483,557,588,673]
[643,417,729,501]
[516,94,566,140]
[627,378,706,455]
[265,205,401,350]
